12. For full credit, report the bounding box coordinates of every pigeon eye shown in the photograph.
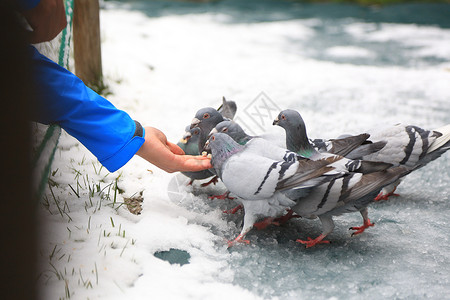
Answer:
[212,136,216,141]
[194,130,199,135]
[203,113,210,119]
[281,114,286,120]
[222,127,228,132]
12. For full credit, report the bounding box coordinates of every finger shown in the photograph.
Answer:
[169,155,212,172]
[167,141,185,155]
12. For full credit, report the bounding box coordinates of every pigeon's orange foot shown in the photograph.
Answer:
[350,219,375,236]
[253,218,280,230]
[274,209,301,225]
[208,191,235,200]
[374,187,399,201]
[296,235,330,248]
[201,176,219,187]
[227,234,250,248]
[223,204,243,214]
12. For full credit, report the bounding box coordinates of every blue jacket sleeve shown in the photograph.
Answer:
[30,46,145,172]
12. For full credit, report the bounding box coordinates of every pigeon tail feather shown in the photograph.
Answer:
[427,124,450,154]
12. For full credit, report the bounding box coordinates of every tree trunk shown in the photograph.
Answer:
[73,0,103,90]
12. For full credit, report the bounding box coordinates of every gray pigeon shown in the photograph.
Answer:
[217,97,237,120]
[188,98,237,150]
[208,120,298,202]
[273,109,385,159]
[209,123,412,247]
[177,126,215,185]
[206,132,349,246]
[177,126,199,155]
[274,109,450,200]
[212,120,253,146]
[210,120,392,207]
[359,123,450,199]
[177,98,237,186]
[190,107,225,149]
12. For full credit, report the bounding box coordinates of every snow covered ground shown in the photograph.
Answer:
[37,0,450,299]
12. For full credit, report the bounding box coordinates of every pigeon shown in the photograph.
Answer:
[212,120,253,145]
[211,121,405,247]
[274,109,450,200]
[358,123,450,199]
[177,126,215,185]
[273,109,385,159]
[190,101,236,149]
[177,98,237,186]
[210,120,392,220]
[208,120,298,203]
[177,126,199,155]
[217,96,237,120]
[205,132,349,246]
[291,165,411,247]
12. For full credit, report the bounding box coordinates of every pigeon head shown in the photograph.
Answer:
[190,107,224,149]
[210,121,252,145]
[190,107,224,132]
[180,131,191,144]
[273,109,306,131]
[179,125,192,144]
[178,126,204,155]
[273,109,313,155]
[205,133,244,175]
[182,127,201,142]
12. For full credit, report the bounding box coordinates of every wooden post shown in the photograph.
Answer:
[73,0,103,90]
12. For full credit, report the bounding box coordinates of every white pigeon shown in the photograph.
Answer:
[205,132,343,246]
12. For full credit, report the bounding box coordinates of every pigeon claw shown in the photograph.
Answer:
[350,219,375,236]
[208,191,235,200]
[296,235,330,248]
[223,204,243,214]
[374,187,400,201]
[273,209,301,225]
[253,217,280,230]
[200,176,219,187]
[227,234,250,248]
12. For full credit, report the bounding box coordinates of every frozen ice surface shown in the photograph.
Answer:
[37,0,450,299]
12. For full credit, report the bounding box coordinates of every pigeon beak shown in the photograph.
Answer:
[182,131,192,140]
[190,118,201,129]
[208,128,218,139]
[272,117,279,126]
[179,131,191,144]
[203,139,211,152]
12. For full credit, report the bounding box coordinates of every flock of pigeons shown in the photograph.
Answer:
[177,98,450,248]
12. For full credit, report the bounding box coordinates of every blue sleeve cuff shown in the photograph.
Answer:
[100,134,145,173]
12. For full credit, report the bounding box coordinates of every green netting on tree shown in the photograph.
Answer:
[33,0,74,199]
